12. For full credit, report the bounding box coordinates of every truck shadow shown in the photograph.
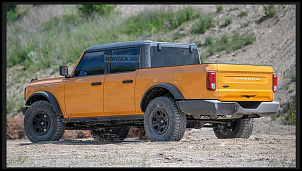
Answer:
[19,139,149,146]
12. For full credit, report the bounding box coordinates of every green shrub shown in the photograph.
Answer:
[290,70,296,82]
[216,35,231,52]
[221,35,230,44]
[230,32,256,51]
[199,52,205,63]
[225,18,232,26]
[7,10,18,22]
[7,5,19,23]
[241,21,250,28]
[7,97,25,114]
[77,4,116,17]
[6,100,14,113]
[191,15,214,34]
[205,36,214,46]
[123,10,164,36]
[7,5,33,23]
[41,12,81,32]
[39,57,52,68]
[281,101,296,125]
[7,4,17,11]
[205,32,256,57]
[262,5,276,19]
[7,43,34,67]
[209,43,217,56]
[243,33,256,45]
[124,7,200,36]
[216,5,223,13]
[175,6,200,22]
[173,34,181,41]
[239,11,247,17]
[271,114,277,121]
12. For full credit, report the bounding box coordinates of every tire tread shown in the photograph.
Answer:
[24,100,65,142]
[144,96,186,141]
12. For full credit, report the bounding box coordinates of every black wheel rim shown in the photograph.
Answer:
[151,108,169,135]
[32,112,51,136]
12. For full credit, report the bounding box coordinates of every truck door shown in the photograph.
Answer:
[64,51,108,117]
[104,47,139,115]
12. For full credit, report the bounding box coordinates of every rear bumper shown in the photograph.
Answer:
[177,100,280,119]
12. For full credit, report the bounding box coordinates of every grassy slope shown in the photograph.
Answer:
[6,5,203,115]
[7,5,296,123]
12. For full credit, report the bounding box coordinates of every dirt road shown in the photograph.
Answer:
[6,117,296,167]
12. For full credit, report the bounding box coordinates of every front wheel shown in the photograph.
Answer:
[213,118,254,139]
[144,97,186,141]
[24,100,65,143]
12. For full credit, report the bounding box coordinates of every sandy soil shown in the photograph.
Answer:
[6,117,296,168]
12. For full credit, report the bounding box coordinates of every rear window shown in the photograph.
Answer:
[150,46,200,68]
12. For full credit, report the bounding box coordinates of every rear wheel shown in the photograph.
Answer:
[89,127,130,141]
[144,96,186,141]
[213,118,254,139]
[24,100,65,143]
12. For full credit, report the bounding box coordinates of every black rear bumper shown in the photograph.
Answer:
[177,100,280,119]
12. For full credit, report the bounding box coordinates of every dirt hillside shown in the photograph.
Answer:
[147,5,296,111]
[7,4,296,117]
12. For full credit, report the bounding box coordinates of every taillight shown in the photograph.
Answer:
[273,74,277,92]
[207,71,216,90]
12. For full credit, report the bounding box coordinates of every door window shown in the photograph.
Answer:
[74,51,108,77]
[110,48,138,73]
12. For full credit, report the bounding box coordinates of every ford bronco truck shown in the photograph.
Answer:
[22,40,280,142]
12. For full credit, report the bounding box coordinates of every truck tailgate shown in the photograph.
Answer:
[216,64,274,101]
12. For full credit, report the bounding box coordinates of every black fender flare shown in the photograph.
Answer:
[25,91,63,116]
[140,83,184,112]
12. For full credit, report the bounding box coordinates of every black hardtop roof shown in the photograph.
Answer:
[84,40,197,53]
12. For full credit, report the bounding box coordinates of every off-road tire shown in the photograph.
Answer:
[24,100,65,143]
[144,96,186,141]
[90,127,130,141]
[213,118,254,139]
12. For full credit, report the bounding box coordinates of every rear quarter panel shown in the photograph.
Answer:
[135,64,218,113]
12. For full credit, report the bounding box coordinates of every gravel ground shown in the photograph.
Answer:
[6,117,296,168]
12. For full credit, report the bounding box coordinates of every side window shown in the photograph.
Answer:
[150,46,200,68]
[110,48,138,74]
[74,51,108,77]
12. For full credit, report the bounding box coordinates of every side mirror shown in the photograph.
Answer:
[59,66,68,77]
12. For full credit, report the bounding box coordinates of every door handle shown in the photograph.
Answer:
[91,82,102,86]
[122,80,133,84]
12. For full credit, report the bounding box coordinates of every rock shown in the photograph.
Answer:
[128,128,149,140]
[61,130,91,140]
[6,116,25,139]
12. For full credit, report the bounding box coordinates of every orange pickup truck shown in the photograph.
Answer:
[22,40,280,142]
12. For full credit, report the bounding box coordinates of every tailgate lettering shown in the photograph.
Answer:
[234,77,260,81]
